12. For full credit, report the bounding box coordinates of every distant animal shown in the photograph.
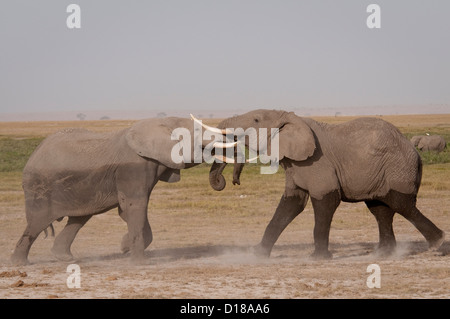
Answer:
[11,117,230,265]
[411,135,446,152]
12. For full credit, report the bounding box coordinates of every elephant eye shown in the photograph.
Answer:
[254,118,259,123]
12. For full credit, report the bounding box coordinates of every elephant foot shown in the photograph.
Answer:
[129,252,147,265]
[310,249,333,260]
[428,231,445,251]
[51,247,74,262]
[251,243,271,258]
[375,242,397,257]
[10,254,29,266]
[53,253,74,262]
[121,234,131,254]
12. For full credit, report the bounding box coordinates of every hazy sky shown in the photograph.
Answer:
[1,1,449,119]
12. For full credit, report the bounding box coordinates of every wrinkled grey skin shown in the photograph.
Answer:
[11,117,211,265]
[411,135,446,152]
[210,110,445,259]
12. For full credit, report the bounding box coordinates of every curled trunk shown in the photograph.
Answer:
[209,161,227,191]
[209,117,246,191]
[209,161,246,191]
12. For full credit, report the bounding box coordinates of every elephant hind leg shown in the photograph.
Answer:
[385,191,445,250]
[365,200,396,255]
[51,215,92,261]
[11,218,53,265]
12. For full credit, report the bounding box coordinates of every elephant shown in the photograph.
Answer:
[11,117,229,265]
[411,135,446,152]
[202,109,445,259]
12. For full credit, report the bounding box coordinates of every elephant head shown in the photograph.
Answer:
[201,110,317,190]
[410,135,425,147]
[125,117,233,182]
[410,135,446,152]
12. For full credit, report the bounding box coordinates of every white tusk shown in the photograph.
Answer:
[213,141,238,148]
[213,155,235,163]
[190,114,233,135]
[246,156,259,163]
[213,155,259,163]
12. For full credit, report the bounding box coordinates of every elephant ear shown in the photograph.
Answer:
[278,114,316,161]
[125,118,191,170]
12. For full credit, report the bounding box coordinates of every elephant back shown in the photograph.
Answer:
[23,128,126,175]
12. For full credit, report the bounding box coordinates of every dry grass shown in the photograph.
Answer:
[312,113,450,127]
[0,120,135,138]
[0,114,449,299]
[2,113,449,138]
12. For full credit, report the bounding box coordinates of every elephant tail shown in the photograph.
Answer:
[43,223,55,239]
[43,217,64,239]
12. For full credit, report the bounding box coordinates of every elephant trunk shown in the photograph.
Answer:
[209,161,227,191]
[232,162,245,185]
[200,115,247,191]
[209,157,246,191]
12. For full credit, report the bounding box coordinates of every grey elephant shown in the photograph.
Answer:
[11,117,229,265]
[202,110,445,258]
[411,135,446,152]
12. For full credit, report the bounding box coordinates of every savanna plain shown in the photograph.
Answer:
[0,114,449,299]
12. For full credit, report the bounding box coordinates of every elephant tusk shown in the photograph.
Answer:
[190,114,234,135]
[213,155,259,163]
[214,155,236,163]
[246,156,259,163]
[213,141,238,148]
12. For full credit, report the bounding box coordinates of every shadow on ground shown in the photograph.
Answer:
[74,239,449,265]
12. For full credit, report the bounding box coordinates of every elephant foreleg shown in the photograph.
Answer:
[255,191,309,257]
[51,215,92,261]
[124,207,150,263]
[119,206,153,254]
[310,191,340,259]
[117,189,152,263]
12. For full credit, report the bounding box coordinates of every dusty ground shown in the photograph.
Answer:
[0,115,449,299]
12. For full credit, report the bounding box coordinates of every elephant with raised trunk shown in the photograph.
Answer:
[203,109,445,259]
[11,117,230,265]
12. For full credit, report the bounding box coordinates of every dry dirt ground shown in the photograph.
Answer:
[0,115,449,299]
